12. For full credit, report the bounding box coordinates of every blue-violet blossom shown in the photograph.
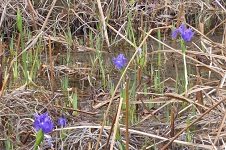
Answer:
[113,54,126,69]
[216,1,220,7]
[137,48,142,58]
[33,112,54,133]
[172,24,194,42]
[58,117,66,127]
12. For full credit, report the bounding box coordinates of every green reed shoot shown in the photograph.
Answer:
[62,75,69,91]
[155,30,162,92]
[95,36,106,88]
[149,54,154,110]
[30,37,42,80]
[110,79,115,97]
[206,17,211,31]
[154,29,162,93]
[129,0,135,5]
[129,76,136,124]
[5,140,12,150]
[65,27,72,66]
[181,39,188,93]
[121,73,126,110]
[9,35,18,79]
[157,29,162,67]
[116,128,125,150]
[67,27,73,46]
[186,115,191,142]
[16,7,29,83]
[65,2,72,65]
[72,91,78,116]
[154,70,158,93]
[126,12,136,46]
[53,24,57,36]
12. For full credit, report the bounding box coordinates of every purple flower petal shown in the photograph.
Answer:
[216,1,220,7]
[172,24,194,42]
[137,48,142,57]
[181,28,194,41]
[113,54,126,69]
[172,29,179,38]
[178,24,186,33]
[33,112,54,133]
[58,117,66,127]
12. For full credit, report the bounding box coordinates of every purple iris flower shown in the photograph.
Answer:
[58,117,66,127]
[216,1,220,7]
[113,54,126,69]
[33,112,54,133]
[172,24,194,42]
[137,48,142,57]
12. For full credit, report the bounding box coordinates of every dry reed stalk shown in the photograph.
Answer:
[53,53,60,65]
[213,110,226,149]
[110,97,123,150]
[88,128,92,149]
[40,0,57,31]
[0,39,2,91]
[48,36,54,96]
[26,0,38,30]
[21,131,32,144]
[136,67,141,114]
[199,22,204,35]
[165,93,210,111]
[196,66,204,113]
[162,97,226,150]
[224,25,226,46]
[0,2,7,28]
[107,24,136,47]
[104,110,117,150]
[196,91,204,113]
[170,106,175,138]
[96,0,110,49]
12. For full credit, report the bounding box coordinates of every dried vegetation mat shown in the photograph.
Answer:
[0,0,226,149]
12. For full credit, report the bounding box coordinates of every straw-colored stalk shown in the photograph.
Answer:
[48,36,54,96]
[110,98,123,150]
